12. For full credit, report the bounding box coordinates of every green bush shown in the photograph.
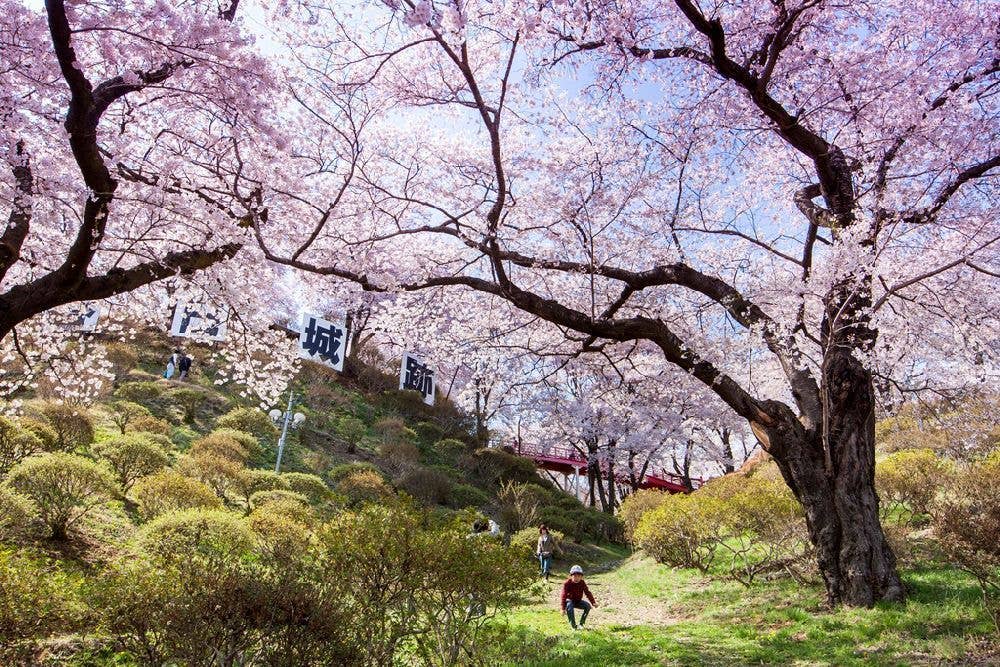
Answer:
[396,466,453,505]
[190,429,259,464]
[6,452,117,539]
[380,439,421,471]
[183,452,244,498]
[496,480,539,533]
[0,486,37,542]
[0,549,86,655]
[413,421,446,445]
[93,433,170,492]
[0,416,43,475]
[234,469,289,509]
[132,469,221,520]
[619,489,670,543]
[933,455,1000,633]
[38,403,95,451]
[137,508,255,561]
[876,448,953,518]
[448,483,491,509]
[114,381,163,403]
[127,414,172,435]
[18,417,57,452]
[169,387,208,423]
[108,400,152,435]
[215,407,278,442]
[467,448,541,488]
[336,416,367,454]
[511,527,564,555]
[327,461,384,484]
[335,470,394,507]
[282,472,332,505]
[635,492,728,572]
[250,489,310,511]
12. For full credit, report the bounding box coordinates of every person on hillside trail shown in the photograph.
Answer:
[164,349,180,379]
[178,353,192,381]
[537,524,554,581]
[560,565,597,630]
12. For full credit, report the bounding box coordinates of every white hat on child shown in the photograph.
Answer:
[570,565,583,574]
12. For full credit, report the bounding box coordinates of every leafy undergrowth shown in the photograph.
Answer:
[501,553,999,666]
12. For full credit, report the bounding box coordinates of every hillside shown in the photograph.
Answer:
[0,332,620,665]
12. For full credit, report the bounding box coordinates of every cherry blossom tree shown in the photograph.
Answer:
[243,0,999,608]
[0,0,274,340]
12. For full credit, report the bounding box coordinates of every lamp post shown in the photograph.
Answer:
[268,390,305,473]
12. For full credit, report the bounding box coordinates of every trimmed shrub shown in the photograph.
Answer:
[18,417,58,452]
[190,430,257,464]
[93,433,170,492]
[184,453,244,498]
[635,493,728,572]
[109,400,153,434]
[249,489,310,511]
[396,466,453,505]
[467,448,541,488]
[619,489,670,544]
[6,453,117,539]
[137,508,254,561]
[127,414,172,435]
[215,407,278,442]
[413,421,445,446]
[448,483,491,510]
[373,416,411,441]
[876,448,953,518]
[335,470,394,507]
[132,469,221,520]
[282,472,332,505]
[336,416,367,454]
[0,416,43,475]
[234,469,289,509]
[380,439,420,470]
[0,487,37,542]
[169,387,208,423]
[327,461,384,485]
[38,403,94,451]
[114,381,163,404]
[933,455,1000,633]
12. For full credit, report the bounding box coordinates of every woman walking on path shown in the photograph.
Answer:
[536,524,555,581]
[560,565,597,630]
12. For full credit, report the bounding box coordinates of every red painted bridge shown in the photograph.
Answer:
[510,443,703,494]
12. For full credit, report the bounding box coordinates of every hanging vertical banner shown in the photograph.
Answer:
[298,313,347,372]
[71,303,102,332]
[400,352,435,406]
[169,302,228,341]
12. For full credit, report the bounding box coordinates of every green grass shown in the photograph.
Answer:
[501,553,998,666]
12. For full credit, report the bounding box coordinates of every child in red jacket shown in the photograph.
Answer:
[560,565,597,629]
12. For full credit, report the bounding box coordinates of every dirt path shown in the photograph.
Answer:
[534,568,680,629]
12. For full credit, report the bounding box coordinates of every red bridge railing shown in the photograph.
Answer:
[509,442,704,492]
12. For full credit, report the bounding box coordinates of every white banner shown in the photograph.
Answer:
[298,313,347,372]
[169,303,228,341]
[71,303,101,332]
[399,352,435,406]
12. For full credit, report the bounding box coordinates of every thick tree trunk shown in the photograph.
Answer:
[760,355,905,607]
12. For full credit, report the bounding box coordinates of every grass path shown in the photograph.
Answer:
[499,551,1000,666]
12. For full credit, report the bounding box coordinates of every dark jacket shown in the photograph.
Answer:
[179,356,192,372]
[560,578,595,608]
